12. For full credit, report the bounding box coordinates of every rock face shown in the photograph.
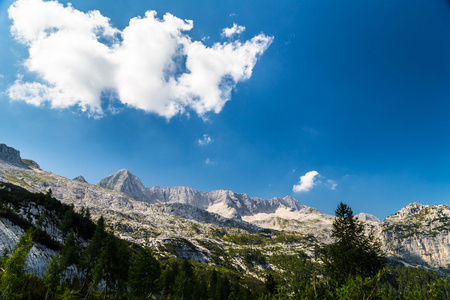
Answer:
[97,169,325,224]
[0,144,27,168]
[97,169,147,202]
[381,203,450,268]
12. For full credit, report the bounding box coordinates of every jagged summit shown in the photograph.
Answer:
[386,202,428,220]
[0,143,27,168]
[97,169,147,202]
[73,175,87,183]
[97,169,323,222]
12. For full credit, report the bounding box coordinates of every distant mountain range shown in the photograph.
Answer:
[1,142,449,275]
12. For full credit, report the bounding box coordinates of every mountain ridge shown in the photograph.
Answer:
[1,142,449,271]
[96,168,326,224]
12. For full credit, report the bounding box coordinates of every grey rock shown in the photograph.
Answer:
[73,175,87,183]
[97,169,147,202]
[356,213,381,223]
[381,203,450,268]
[0,144,27,168]
[98,170,320,221]
[22,159,40,169]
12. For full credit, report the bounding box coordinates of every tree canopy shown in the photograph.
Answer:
[320,202,386,285]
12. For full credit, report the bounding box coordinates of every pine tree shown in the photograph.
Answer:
[321,202,385,285]
[264,273,277,296]
[36,211,47,230]
[0,229,34,299]
[160,261,178,297]
[60,230,79,282]
[129,247,161,299]
[93,233,130,298]
[0,248,9,271]
[174,259,195,299]
[43,254,62,299]
[59,205,75,239]
[209,269,218,300]
[80,216,106,285]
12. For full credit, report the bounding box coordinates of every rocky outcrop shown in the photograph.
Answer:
[73,175,87,183]
[22,159,40,169]
[97,169,147,203]
[0,144,27,168]
[381,203,450,268]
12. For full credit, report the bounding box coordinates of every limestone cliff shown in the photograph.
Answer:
[381,203,450,268]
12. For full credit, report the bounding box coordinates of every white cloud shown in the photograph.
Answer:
[205,158,216,165]
[221,23,245,38]
[7,0,273,118]
[198,134,213,146]
[327,179,338,190]
[293,171,319,193]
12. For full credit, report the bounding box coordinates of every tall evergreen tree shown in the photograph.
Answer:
[80,216,106,285]
[59,205,75,239]
[0,229,34,299]
[93,233,130,298]
[43,254,62,299]
[161,261,179,297]
[60,230,79,282]
[129,247,161,299]
[320,202,385,285]
[174,259,195,299]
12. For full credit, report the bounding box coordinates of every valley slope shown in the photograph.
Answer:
[0,143,449,276]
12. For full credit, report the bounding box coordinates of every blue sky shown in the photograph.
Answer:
[1,0,450,219]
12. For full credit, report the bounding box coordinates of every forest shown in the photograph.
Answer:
[0,182,450,299]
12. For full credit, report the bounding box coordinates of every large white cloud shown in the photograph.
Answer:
[293,171,319,193]
[7,0,273,118]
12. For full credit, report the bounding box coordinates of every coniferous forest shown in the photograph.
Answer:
[1,182,450,299]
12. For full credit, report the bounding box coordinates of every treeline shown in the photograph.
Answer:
[0,217,261,299]
[0,182,264,299]
[1,182,450,299]
[261,203,450,299]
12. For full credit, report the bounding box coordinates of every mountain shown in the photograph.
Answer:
[97,169,147,203]
[0,143,27,168]
[381,203,450,268]
[97,169,326,223]
[0,142,449,274]
[73,175,87,183]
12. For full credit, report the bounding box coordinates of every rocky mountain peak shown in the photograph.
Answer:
[387,202,428,221]
[356,212,381,223]
[73,175,87,183]
[97,169,147,202]
[0,144,27,168]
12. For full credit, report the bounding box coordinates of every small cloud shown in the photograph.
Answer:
[205,158,216,165]
[293,171,319,193]
[229,13,237,17]
[201,36,210,42]
[221,23,245,38]
[327,179,338,190]
[198,134,213,146]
